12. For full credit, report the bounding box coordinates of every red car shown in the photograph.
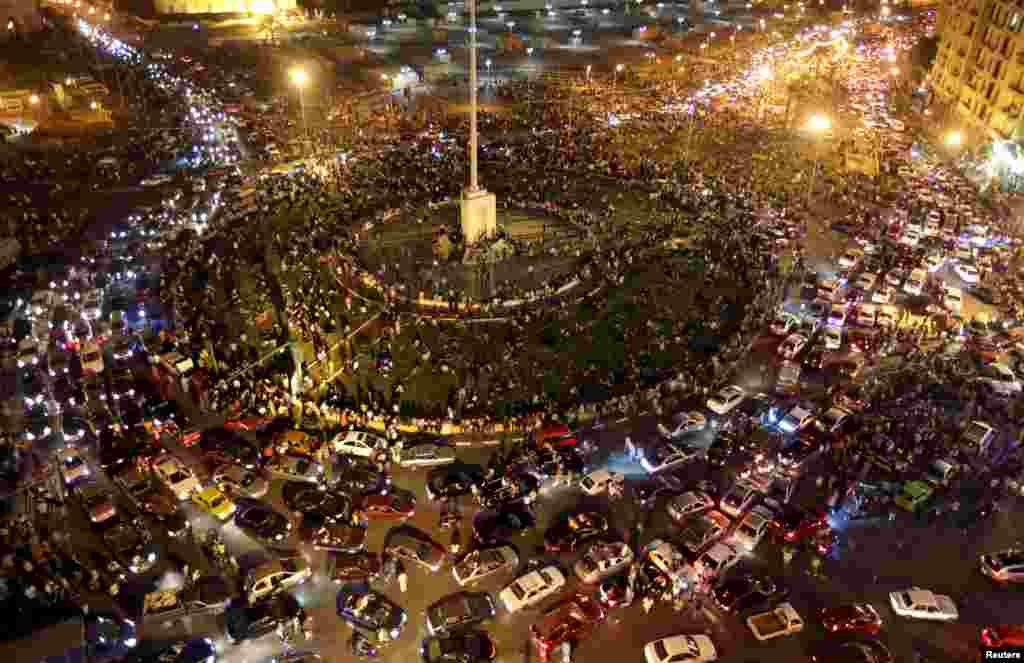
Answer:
[530,593,606,660]
[982,625,1024,647]
[534,423,578,449]
[361,491,416,520]
[770,505,828,544]
[819,603,882,635]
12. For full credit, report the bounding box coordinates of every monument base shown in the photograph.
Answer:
[460,188,497,245]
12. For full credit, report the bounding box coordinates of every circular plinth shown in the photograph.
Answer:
[358,203,588,303]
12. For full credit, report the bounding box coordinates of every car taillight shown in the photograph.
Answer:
[982,628,997,647]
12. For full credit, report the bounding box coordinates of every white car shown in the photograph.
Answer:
[824,325,843,351]
[574,541,634,583]
[778,333,808,360]
[871,286,893,305]
[888,588,958,621]
[60,447,91,484]
[778,406,815,434]
[666,491,715,524]
[245,557,313,603]
[452,545,519,586]
[499,566,566,613]
[706,385,746,415]
[644,634,718,663]
[694,541,742,580]
[659,411,708,439]
[80,341,105,375]
[729,506,774,551]
[641,442,702,474]
[906,268,928,297]
[977,363,1023,396]
[153,455,200,501]
[954,262,980,285]
[332,431,387,459]
[943,286,963,313]
[579,469,622,496]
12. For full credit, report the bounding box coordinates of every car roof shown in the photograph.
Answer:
[906,589,937,607]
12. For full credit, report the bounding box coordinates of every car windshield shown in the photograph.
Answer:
[509,583,527,600]
[169,471,189,484]
[82,351,101,363]
[64,456,83,468]
[654,641,669,661]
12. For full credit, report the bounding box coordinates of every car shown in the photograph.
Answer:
[778,405,815,435]
[153,454,200,501]
[109,335,135,363]
[453,545,520,586]
[816,407,852,434]
[212,464,269,499]
[282,482,352,521]
[245,557,313,603]
[543,511,610,553]
[80,340,105,374]
[333,463,391,496]
[361,490,416,520]
[707,433,757,468]
[955,262,980,284]
[199,428,262,470]
[982,625,1024,647]
[335,583,407,640]
[694,541,741,581]
[888,588,958,621]
[499,566,567,613]
[808,639,893,663]
[85,613,139,654]
[778,333,808,360]
[100,430,159,471]
[127,638,217,663]
[76,479,118,524]
[192,485,237,521]
[22,403,53,442]
[712,574,789,613]
[667,491,715,524]
[819,603,883,635]
[103,522,157,575]
[579,468,622,496]
[894,480,934,512]
[828,303,848,327]
[530,593,606,660]
[326,551,383,584]
[769,505,828,543]
[643,634,718,663]
[574,540,634,583]
[427,462,484,501]
[838,249,864,270]
[60,446,91,484]
[660,411,708,439]
[903,269,927,296]
[730,506,774,551]
[871,285,893,305]
[706,385,746,415]
[235,500,293,547]
[225,593,305,644]
[679,510,732,554]
[61,414,94,443]
[266,453,325,484]
[976,362,1023,397]
[980,549,1024,583]
[301,514,368,552]
[15,336,41,369]
[385,526,447,572]
[720,480,760,518]
[426,591,496,635]
[472,504,536,544]
[397,443,456,468]
[332,431,388,459]
[420,630,497,663]
[640,441,702,474]
[48,348,72,378]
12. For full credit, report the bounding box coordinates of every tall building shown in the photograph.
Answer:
[930,0,1024,138]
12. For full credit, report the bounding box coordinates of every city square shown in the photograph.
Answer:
[2,1,1024,663]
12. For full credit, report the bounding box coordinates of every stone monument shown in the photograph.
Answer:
[459,0,497,245]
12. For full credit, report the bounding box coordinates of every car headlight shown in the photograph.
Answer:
[124,638,138,648]
[275,533,285,540]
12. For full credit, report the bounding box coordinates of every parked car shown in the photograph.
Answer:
[76,479,118,524]
[499,566,566,613]
[706,385,746,415]
[245,557,313,603]
[452,545,520,586]
[667,491,715,524]
[574,541,634,584]
[420,630,497,663]
[712,574,789,613]
[818,603,882,635]
[529,594,606,661]
[543,511,610,553]
[473,504,536,544]
[979,549,1024,583]
[679,510,732,554]
[335,583,407,640]
[265,453,325,484]
[888,588,958,621]
[212,464,269,499]
[397,443,456,469]
[234,500,293,548]
[643,634,718,663]
[325,551,382,584]
[153,454,199,501]
[384,526,447,572]
[360,490,416,520]
[425,591,496,635]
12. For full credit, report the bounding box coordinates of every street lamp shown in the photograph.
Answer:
[89,101,98,110]
[586,64,592,81]
[485,58,492,81]
[614,63,624,85]
[806,114,831,205]
[289,67,309,144]
[945,131,962,147]
[28,94,39,106]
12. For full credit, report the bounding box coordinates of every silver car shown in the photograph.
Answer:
[452,546,519,586]
[398,444,457,469]
[266,454,324,485]
[213,464,269,499]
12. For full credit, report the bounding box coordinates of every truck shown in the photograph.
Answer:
[746,602,804,641]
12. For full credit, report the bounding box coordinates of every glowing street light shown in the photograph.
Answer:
[586,64,592,81]
[945,131,962,147]
[29,94,40,105]
[614,63,624,85]
[881,5,891,15]
[89,100,98,110]
[289,67,309,143]
[806,114,831,204]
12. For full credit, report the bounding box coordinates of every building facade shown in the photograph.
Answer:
[931,0,1024,138]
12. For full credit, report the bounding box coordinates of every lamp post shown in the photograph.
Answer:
[289,67,308,146]
[806,113,831,205]
[485,58,492,82]
[614,63,624,85]
[586,64,592,82]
